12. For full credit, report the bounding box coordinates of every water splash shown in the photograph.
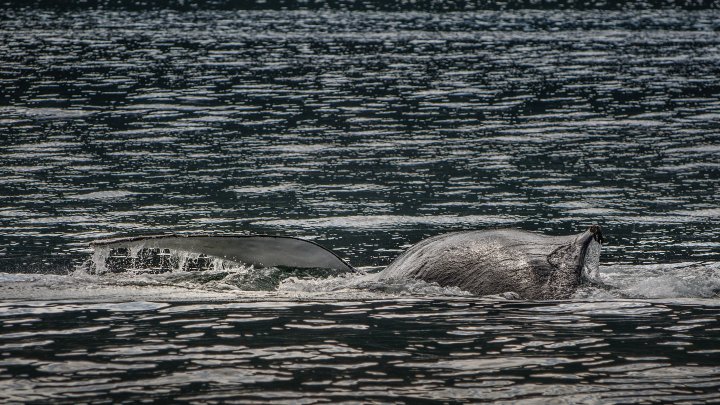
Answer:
[578,261,720,299]
[279,272,473,297]
[88,243,250,275]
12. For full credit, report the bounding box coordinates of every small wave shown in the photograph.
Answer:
[68,190,139,201]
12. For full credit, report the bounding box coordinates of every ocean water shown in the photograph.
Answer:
[1,0,719,402]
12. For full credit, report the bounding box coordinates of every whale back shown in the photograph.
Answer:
[379,228,601,300]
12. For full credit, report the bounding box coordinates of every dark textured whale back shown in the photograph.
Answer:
[379,227,602,300]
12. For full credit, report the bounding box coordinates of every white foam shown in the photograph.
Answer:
[278,272,472,297]
[589,261,720,299]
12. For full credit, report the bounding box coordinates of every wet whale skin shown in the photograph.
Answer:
[379,228,601,300]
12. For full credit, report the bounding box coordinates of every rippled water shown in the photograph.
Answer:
[1,1,719,402]
[2,298,720,402]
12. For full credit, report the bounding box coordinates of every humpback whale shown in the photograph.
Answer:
[91,226,604,300]
[378,225,604,300]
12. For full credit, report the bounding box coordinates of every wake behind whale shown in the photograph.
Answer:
[89,226,605,300]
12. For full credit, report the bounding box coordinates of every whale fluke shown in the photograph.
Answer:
[91,234,355,273]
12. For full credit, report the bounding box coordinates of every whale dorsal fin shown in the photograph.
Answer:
[91,234,354,272]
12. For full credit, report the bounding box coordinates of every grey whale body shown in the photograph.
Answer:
[92,226,604,300]
[378,226,604,300]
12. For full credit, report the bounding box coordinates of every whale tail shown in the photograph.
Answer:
[90,234,355,273]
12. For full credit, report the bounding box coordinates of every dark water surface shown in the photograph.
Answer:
[1,1,719,403]
[2,298,720,403]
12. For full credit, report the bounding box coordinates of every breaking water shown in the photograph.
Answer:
[1,0,720,402]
